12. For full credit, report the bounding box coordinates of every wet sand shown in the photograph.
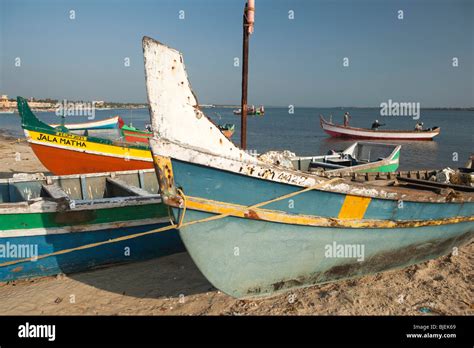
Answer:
[0,134,472,315]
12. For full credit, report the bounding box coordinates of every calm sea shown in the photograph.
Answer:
[1,107,472,170]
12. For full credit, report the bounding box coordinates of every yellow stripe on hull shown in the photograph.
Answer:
[172,195,474,229]
[338,195,371,220]
[26,130,152,161]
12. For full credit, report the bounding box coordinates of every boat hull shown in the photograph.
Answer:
[30,142,153,175]
[177,209,472,298]
[167,158,473,298]
[0,205,183,282]
[24,128,153,175]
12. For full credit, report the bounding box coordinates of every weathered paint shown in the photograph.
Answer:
[143,37,256,164]
[175,209,471,298]
[0,169,183,281]
[0,221,181,282]
[338,195,372,220]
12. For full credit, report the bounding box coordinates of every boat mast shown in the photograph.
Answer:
[240,0,254,150]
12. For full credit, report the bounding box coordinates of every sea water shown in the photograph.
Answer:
[0,107,472,170]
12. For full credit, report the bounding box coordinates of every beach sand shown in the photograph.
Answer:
[0,134,472,315]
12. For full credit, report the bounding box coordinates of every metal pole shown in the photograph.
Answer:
[240,4,250,150]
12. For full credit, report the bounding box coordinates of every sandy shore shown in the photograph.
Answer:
[0,134,472,315]
[0,132,47,176]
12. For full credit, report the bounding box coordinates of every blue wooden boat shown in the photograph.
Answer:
[0,169,183,282]
[143,37,474,299]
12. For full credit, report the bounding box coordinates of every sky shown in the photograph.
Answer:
[0,0,473,107]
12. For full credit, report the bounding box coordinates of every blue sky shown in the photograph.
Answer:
[0,0,473,107]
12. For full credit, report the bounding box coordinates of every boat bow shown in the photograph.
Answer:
[143,37,256,163]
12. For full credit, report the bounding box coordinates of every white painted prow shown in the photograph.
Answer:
[143,36,256,163]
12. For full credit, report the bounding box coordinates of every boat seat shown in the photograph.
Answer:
[41,183,70,200]
[106,177,153,197]
[309,161,346,170]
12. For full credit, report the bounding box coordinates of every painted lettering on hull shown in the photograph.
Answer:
[36,133,86,148]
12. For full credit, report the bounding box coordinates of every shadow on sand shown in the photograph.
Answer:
[66,252,215,299]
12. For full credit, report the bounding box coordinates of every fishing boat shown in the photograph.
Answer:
[233,105,265,116]
[143,36,473,299]
[291,142,401,175]
[0,169,183,282]
[121,123,153,143]
[51,115,153,144]
[320,115,440,140]
[50,116,124,130]
[17,96,154,174]
[217,123,235,138]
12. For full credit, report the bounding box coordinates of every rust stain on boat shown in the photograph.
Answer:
[244,210,261,220]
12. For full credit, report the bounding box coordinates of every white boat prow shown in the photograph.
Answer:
[142,36,256,163]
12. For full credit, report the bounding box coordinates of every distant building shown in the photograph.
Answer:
[0,95,16,109]
[93,100,105,107]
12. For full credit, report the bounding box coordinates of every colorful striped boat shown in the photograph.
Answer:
[143,37,473,299]
[0,169,183,282]
[320,116,440,141]
[17,96,154,175]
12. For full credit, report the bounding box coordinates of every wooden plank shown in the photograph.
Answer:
[106,177,153,197]
[41,183,70,200]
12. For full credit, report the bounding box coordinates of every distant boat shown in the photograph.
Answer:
[320,115,440,141]
[233,105,265,116]
[291,142,401,175]
[0,110,15,114]
[121,123,153,143]
[0,169,182,282]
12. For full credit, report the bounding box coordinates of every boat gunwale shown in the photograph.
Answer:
[150,137,473,204]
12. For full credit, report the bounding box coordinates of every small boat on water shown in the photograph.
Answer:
[0,169,182,282]
[320,115,440,141]
[143,37,473,299]
[233,105,264,116]
[121,123,153,143]
[291,142,401,175]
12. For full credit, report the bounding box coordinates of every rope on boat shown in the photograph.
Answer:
[0,178,342,269]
